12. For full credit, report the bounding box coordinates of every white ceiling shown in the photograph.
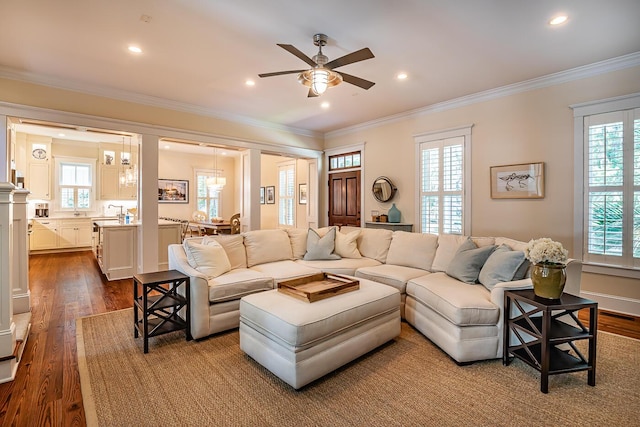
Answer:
[1,0,639,136]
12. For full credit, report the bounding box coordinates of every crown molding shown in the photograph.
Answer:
[0,66,322,140]
[325,51,640,139]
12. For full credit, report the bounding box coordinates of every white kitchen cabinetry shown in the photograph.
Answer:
[28,162,50,200]
[99,146,137,200]
[58,219,93,248]
[30,219,58,250]
[95,223,137,280]
[158,223,182,270]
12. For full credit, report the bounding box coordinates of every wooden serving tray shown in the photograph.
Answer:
[277,273,360,303]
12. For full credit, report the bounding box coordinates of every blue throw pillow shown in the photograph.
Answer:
[479,244,528,290]
[303,227,341,261]
[445,238,496,284]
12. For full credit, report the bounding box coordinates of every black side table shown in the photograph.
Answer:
[133,270,191,353]
[503,289,597,393]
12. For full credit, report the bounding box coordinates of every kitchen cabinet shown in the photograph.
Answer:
[30,219,58,250]
[95,222,138,281]
[27,162,50,200]
[99,145,137,200]
[58,219,93,248]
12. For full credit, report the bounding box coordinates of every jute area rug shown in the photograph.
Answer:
[77,309,640,427]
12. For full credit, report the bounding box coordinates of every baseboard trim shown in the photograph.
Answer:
[580,291,640,317]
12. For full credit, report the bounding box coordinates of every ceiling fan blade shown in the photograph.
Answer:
[307,88,318,98]
[258,69,306,78]
[277,44,317,67]
[338,72,375,90]
[325,48,374,69]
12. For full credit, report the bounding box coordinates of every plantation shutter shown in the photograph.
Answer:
[278,162,295,227]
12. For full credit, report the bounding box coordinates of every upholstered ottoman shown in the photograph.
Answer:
[239,278,401,389]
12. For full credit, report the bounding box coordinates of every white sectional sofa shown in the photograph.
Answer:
[168,227,581,363]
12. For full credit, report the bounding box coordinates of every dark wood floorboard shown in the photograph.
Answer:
[0,250,638,426]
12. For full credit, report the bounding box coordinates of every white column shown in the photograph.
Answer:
[241,149,261,231]
[0,182,16,383]
[138,134,159,273]
[0,115,8,182]
[12,189,30,314]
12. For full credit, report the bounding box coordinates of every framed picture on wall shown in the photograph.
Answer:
[158,179,189,203]
[266,186,275,204]
[299,183,307,204]
[260,187,265,204]
[490,162,544,199]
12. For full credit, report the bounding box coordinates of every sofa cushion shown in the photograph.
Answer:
[406,273,499,326]
[296,257,381,276]
[286,228,308,259]
[478,244,528,290]
[494,236,528,252]
[202,234,247,270]
[432,235,496,272]
[356,228,393,263]
[304,227,341,260]
[208,269,274,303]
[183,239,231,279]
[386,231,438,271]
[445,238,496,284]
[250,260,320,282]
[335,229,362,259]
[356,264,429,293]
[243,229,293,267]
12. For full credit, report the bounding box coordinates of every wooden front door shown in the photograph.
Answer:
[328,170,361,227]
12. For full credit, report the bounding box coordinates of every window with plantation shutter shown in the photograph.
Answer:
[195,169,222,220]
[55,157,94,211]
[583,108,640,269]
[278,162,295,227]
[415,126,472,235]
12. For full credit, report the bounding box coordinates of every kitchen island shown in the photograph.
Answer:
[93,219,182,280]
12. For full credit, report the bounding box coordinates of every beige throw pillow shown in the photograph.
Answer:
[385,231,438,270]
[335,229,362,259]
[243,229,293,267]
[202,235,247,270]
[183,239,231,279]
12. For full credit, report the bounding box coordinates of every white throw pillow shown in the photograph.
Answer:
[243,229,293,267]
[183,239,231,279]
[303,227,341,260]
[385,231,438,271]
[335,229,362,259]
[431,234,469,272]
[286,228,308,259]
[202,235,246,270]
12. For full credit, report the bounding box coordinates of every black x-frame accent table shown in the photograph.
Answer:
[133,270,191,353]
[503,289,598,393]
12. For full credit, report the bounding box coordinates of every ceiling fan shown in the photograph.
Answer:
[258,33,375,97]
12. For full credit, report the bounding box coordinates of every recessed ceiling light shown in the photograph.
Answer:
[245,80,255,87]
[321,102,330,109]
[164,145,170,149]
[396,72,408,80]
[58,133,65,137]
[128,45,142,53]
[549,15,568,25]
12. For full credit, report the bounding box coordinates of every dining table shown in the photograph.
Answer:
[189,221,232,235]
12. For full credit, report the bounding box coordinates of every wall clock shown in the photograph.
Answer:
[32,148,47,160]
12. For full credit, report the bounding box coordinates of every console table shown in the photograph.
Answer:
[503,289,597,393]
[133,270,191,353]
[365,222,413,232]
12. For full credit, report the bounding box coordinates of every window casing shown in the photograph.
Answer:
[195,169,222,220]
[278,162,295,227]
[582,108,640,269]
[415,126,472,235]
[55,157,94,211]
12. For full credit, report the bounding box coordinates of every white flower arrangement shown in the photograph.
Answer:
[524,238,568,265]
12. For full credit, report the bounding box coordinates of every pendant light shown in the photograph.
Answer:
[119,137,126,187]
[124,136,137,187]
[206,146,226,191]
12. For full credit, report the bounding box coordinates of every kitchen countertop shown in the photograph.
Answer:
[93,219,179,228]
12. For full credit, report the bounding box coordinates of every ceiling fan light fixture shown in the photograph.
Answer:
[298,68,342,95]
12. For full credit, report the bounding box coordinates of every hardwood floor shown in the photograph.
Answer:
[0,251,638,426]
[0,251,132,427]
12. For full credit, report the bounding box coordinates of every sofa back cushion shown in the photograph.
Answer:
[286,228,308,259]
[355,228,393,263]
[243,229,293,267]
[183,239,231,278]
[386,231,438,270]
[202,234,247,270]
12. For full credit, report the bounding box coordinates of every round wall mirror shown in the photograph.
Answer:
[372,176,397,202]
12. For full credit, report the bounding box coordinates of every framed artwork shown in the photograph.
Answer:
[158,179,189,203]
[260,187,265,204]
[490,162,544,199]
[299,183,307,204]
[266,186,275,204]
